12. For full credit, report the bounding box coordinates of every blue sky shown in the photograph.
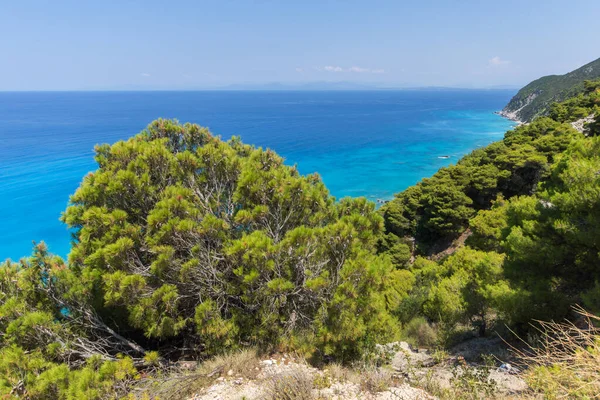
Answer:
[2,0,599,90]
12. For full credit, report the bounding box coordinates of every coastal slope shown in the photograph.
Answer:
[501,56,600,122]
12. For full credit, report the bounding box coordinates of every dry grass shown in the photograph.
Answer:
[324,361,396,394]
[197,347,261,380]
[510,306,600,399]
[324,362,398,394]
[326,363,352,383]
[266,366,315,400]
[357,367,394,394]
[131,348,260,400]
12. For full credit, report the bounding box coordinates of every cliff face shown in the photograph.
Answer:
[502,57,600,122]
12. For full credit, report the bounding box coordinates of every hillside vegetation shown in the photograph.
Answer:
[502,56,600,122]
[1,77,600,398]
[381,81,600,337]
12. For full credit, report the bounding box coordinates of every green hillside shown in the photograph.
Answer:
[502,57,600,122]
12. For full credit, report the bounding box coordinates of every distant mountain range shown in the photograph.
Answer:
[70,81,521,92]
[222,81,380,90]
[501,57,600,122]
[220,82,521,91]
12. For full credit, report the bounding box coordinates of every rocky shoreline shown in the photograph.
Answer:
[495,110,524,125]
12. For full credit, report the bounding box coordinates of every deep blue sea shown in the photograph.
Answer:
[0,90,515,260]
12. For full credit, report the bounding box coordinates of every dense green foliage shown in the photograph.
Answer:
[502,56,600,122]
[381,116,580,247]
[0,243,147,399]
[0,120,413,397]
[472,134,600,323]
[61,120,414,360]
[382,80,600,337]
[548,79,600,123]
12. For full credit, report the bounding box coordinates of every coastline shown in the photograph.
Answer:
[375,110,519,205]
[495,110,524,125]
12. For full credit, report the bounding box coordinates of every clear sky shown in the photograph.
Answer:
[2,0,599,90]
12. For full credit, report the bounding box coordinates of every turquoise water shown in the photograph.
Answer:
[0,90,515,260]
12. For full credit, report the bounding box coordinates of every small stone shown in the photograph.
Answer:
[499,363,519,374]
[227,369,234,376]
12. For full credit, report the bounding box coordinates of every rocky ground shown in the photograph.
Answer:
[388,339,528,398]
[571,114,595,134]
[188,355,433,400]
[181,337,528,400]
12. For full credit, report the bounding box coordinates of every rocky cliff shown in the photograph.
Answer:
[502,57,600,122]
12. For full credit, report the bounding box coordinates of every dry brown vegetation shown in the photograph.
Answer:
[199,348,261,380]
[358,367,394,393]
[266,367,315,400]
[512,306,600,398]
[130,348,261,399]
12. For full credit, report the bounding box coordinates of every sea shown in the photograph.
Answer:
[0,90,516,260]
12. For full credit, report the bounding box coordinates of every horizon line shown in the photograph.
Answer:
[0,86,522,93]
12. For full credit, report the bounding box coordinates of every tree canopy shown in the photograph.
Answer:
[59,119,412,361]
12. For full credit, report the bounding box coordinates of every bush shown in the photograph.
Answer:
[266,367,314,400]
[402,317,438,348]
[450,357,497,400]
[358,367,393,394]
[198,348,260,380]
[0,346,140,400]
[60,119,410,361]
[325,363,351,383]
[311,372,331,389]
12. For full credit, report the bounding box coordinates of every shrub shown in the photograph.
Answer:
[325,363,351,383]
[60,119,410,361]
[431,348,449,364]
[450,357,497,400]
[362,343,400,367]
[266,367,314,400]
[198,348,260,380]
[403,317,437,348]
[312,373,331,389]
[358,367,393,394]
